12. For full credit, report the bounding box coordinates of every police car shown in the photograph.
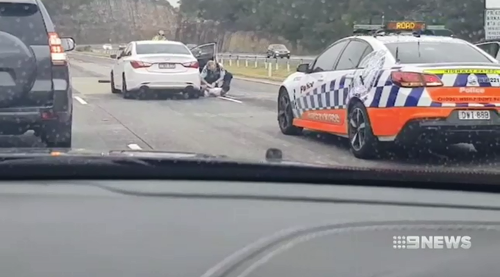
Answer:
[277,21,500,159]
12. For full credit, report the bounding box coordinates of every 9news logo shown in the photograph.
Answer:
[393,235,471,250]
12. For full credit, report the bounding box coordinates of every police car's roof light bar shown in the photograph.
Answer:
[353,21,452,37]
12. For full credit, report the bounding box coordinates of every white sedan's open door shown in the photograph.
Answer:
[191,42,217,72]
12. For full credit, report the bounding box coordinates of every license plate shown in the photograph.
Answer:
[158,63,175,69]
[457,110,491,120]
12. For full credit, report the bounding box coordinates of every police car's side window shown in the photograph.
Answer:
[335,40,372,70]
[477,43,499,58]
[312,40,348,72]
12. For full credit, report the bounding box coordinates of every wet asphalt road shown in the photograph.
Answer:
[4,51,500,173]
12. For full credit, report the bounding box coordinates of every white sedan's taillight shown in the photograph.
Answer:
[182,61,199,68]
[130,61,153,69]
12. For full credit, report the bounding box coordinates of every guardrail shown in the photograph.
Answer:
[81,49,315,79]
[217,55,311,78]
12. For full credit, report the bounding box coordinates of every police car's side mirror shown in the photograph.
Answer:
[297,63,309,73]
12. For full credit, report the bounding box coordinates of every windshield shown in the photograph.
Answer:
[384,41,493,63]
[0,0,497,193]
[2,0,500,273]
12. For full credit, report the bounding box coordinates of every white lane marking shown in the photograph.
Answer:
[217,96,242,103]
[127,144,142,150]
[74,96,87,105]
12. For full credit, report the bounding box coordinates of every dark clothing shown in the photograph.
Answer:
[221,72,233,92]
[200,63,233,93]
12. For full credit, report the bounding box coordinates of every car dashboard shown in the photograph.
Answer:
[2,180,499,277]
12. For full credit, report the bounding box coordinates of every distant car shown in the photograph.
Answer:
[103,44,112,50]
[0,0,75,147]
[109,40,211,99]
[266,44,291,59]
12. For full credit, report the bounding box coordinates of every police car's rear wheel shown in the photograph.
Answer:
[278,89,302,135]
[348,101,380,159]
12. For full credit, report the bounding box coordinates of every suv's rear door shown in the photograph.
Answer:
[0,0,52,108]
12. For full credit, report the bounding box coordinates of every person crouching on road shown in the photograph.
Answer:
[200,60,233,97]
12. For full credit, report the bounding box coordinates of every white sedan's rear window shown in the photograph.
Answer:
[136,44,191,55]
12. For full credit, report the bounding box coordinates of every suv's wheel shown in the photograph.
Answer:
[110,71,120,94]
[277,89,302,135]
[41,118,72,148]
[122,74,134,99]
[348,101,380,159]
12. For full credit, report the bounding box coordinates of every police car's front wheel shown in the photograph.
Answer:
[348,101,380,159]
[278,89,302,135]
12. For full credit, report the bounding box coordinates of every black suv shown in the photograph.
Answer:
[0,0,75,147]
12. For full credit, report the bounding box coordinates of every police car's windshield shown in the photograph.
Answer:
[135,44,192,55]
[384,41,493,64]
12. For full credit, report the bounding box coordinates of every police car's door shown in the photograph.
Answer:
[333,38,374,107]
[191,42,217,72]
[294,39,349,107]
[295,39,373,124]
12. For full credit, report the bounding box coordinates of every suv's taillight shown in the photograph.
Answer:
[130,61,153,69]
[48,32,66,65]
[391,72,443,87]
[182,61,199,68]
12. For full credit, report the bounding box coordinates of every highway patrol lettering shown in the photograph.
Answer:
[306,112,341,124]
[425,69,500,74]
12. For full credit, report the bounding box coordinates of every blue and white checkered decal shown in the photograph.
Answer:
[292,70,500,117]
[292,76,352,118]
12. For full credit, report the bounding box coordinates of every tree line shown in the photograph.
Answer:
[179,0,485,51]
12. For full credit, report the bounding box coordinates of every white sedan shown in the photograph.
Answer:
[110,40,203,99]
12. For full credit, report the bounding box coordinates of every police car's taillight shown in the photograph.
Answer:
[391,72,443,87]
[422,74,443,87]
[182,61,199,68]
[130,61,152,69]
[48,32,66,65]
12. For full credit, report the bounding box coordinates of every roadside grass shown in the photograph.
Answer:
[223,64,297,82]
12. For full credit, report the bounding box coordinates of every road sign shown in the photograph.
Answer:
[485,9,500,39]
[487,0,500,9]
